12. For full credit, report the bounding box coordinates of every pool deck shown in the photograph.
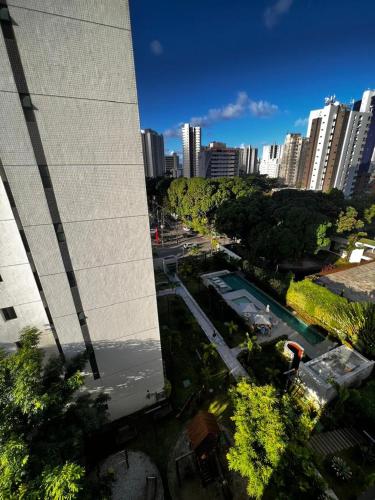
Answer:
[201,270,336,359]
[260,319,336,359]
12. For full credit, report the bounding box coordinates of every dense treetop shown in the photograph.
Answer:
[0,328,110,499]
[167,175,277,233]
[164,175,375,262]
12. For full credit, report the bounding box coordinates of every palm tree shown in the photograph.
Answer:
[224,320,239,338]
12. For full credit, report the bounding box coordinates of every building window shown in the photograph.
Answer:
[2,307,17,321]
[77,312,86,326]
[0,6,14,39]
[39,165,52,188]
[19,94,35,122]
[54,223,66,242]
[67,271,76,288]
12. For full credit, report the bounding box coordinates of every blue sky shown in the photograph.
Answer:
[130,0,375,155]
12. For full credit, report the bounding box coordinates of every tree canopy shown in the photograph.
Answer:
[227,382,286,499]
[215,189,339,262]
[227,380,325,499]
[167,175,277,233]
[0,327,109,499]
[214,188,375,263]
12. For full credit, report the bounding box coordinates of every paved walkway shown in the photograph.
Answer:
[158,282,249,380]
[309,428,365,457]
[100,451,164,500]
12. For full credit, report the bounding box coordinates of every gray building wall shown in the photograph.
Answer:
[165,153,179,177]
[279,133,305,186]
[182,123,201,177]
[0,0,164,420]
[239,146,258,174]
[141,129,165,177]
[200,143,239,178]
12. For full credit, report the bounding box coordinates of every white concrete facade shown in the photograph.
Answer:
[334,90,375,197]
[306,104,338,190]
[0,0,164,420]
[0,179,57,356]
[259,144,283,178]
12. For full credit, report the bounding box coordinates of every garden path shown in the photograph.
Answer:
[158,282,249,380]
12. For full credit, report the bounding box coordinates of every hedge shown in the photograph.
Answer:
[286,279,348,335]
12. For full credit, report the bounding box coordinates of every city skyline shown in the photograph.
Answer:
[131,0,375,153]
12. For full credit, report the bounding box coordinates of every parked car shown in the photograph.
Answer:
[183,242,200,250]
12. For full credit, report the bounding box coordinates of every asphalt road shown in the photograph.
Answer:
[152,230,212,258]
[152,230,232,266]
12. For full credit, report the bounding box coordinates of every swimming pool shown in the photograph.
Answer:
[221,273,325,345]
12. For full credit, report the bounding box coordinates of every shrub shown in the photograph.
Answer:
[244,265,292,301]
[333,302,375,356]
[286,280,347,335]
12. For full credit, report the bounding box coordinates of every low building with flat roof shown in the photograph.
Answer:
[300,345,374,404]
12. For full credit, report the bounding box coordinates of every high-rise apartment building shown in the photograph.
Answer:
[199,142,239,178]
[141,128,165,178]
[182,123,201,177]
[367,147,375,193]
[295,138,310,188]
[239,145,258,174]
[165,153,180,178]
[334,90,375,197]
[0,0,164,420]
[299,98,350,192]
[259,144,283,178]
[279,133,307,186]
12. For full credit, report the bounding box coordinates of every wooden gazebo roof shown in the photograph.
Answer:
[187,411,221,451]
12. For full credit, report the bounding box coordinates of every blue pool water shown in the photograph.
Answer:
[221,274,325,345]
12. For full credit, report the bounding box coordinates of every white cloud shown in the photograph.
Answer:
[264,0,293,29]
[190,91,250,127]
[294,117,308,127]
[150,39,163,56]
[164,127,181,138]
[163,92,278,138]
[249,99,279,117]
